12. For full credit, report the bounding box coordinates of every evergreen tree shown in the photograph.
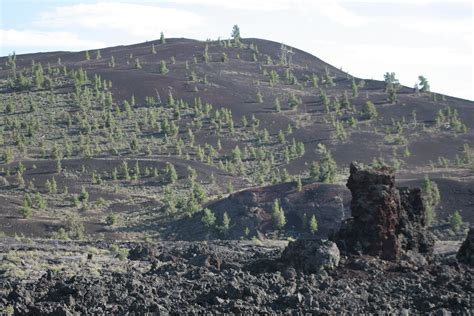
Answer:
[363,101,378,120]
[309,214,318,234]
[423,176,440,225]
[418,75,430,92]
[274,97,281,112]
[160,32,166,44]
[20,198,32,218]
[79,186,89,203]
[221,211,231,232]
[166,162,178,184]
[314,144,337,183]
[231,25,241,41]
[121,161,130,180]
[296,176,303,192]
[383,72,399,92]
[160,60,169,74]
[449,211,463,231]
[351,78,359,97]
[201,208,216,228]
[272,199,286,230]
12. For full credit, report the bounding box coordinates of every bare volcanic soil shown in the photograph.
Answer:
[0,36,472,241]
[0,238,472,314]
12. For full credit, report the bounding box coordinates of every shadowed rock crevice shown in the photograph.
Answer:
[457,227,473,265]
[334,162,435,260]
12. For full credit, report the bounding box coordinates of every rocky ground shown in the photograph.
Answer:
[0,237,472,315]
[1,163,472,315]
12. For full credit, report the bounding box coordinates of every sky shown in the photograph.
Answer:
[0,0,472,100]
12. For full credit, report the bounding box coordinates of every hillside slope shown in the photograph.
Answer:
[0,37,472,240]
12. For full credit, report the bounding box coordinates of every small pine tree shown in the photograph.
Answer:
[418,75,430,92]
[296,176,302,192]
[151,43,157,54]
[309,214,318,234]
[79,186,89,203]
[449,211,463,231]
[166,162,178,184]
[135,58,142,69]
[231,25,241,41]
[272,199,286,230]
[85,50,90,61]
[160,60,169,74]
[201,208,216,228]
[122,161,130,180]
[222,211,231,232]
[20,199,32,218]
[423,176,440,225]
[109,55,116,68]
[256,90,263,103]
[363,101,378,120]
[160,32,166,44]
[274,97,281,112]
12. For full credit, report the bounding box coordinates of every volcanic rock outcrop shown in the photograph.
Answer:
[335,162,435,260]
[457,227,474,265]
[280,239,340,273]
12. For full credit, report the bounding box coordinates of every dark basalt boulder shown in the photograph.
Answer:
[457,227,474,265]
[280,239,340,273]
[334,162,435,260]
[127,244,156,261]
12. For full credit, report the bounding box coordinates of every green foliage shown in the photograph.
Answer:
[351,78,359,97]
[309,214,318,234]
[272,199,286,230]
[323,67,335,86]
[296,176,303,192]
[310,144,337,183]
[221,211,231,233]
[160,32,166,44]
[231,25,241,41]
[363,101,378,120]
[449,211,463,231]
[422,176,440,225]
[383,72,399,92]
[418,75,430,92]
[65,213,85,239]
[165,162,178,184]
[201,208,216,228]
[110,244,129,260]
[79,185,89,203]
[203,44,210,62]
[388,88,397,103]
[160,60,169,74]
[20,198,32,218]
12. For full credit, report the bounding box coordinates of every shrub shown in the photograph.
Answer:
[309,214,318,234]
[449,211,463,231]
[272,199,286,230]
[201,208,216,228]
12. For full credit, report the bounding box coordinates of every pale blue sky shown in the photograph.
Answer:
[1,0,472,100]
